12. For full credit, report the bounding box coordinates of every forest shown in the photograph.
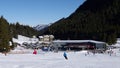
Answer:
[44,0,120,45]
[0,16,39,52]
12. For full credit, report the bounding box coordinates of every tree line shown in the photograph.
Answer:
[0,16,39,52]
[9,22,39,38]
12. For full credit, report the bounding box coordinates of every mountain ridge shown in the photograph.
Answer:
[33,24,49,31]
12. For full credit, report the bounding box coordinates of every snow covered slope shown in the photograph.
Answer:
[12,35,39,45]
[33,24,50,31]
[0,48,120,68]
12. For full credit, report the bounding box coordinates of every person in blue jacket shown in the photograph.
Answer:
[63,52,68,60]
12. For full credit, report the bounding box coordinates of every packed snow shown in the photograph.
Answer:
[2,35,118,68]
[0,48,120,68]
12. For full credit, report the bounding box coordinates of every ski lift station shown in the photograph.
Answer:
[52,40,106,51]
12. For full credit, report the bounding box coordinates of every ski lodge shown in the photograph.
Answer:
[52,40,106,51]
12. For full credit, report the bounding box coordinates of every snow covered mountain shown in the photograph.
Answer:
[33,24,51,31]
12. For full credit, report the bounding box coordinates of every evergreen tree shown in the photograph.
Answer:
[9,22,39,38]
[0,16,11,52]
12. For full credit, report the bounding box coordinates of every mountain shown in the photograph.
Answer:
[33,24,50,31]
[43,0,120,45]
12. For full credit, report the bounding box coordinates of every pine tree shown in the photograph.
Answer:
[0,16,11,52]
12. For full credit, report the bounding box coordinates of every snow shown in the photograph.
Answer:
[0,48,120,68]
[111,40,120,48]
[53,40,105,44]
[33,24,49,31]
[7,36,120,68]
[12,35,39,45]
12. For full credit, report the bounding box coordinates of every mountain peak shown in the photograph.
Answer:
[33,24,52,31]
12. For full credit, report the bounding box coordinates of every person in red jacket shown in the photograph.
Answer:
[33,49,37,55]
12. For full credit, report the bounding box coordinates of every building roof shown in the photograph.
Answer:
[53,40,105,44]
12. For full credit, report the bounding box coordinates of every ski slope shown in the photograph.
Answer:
[7,35,120,68]
[0,49,120,68]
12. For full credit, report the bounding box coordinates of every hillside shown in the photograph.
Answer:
[0,17,39,52]
[10,22,39,38]
[44,0,120,45]
[33,24,51,35]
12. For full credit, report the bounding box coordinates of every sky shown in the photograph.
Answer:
[0,0,85,26]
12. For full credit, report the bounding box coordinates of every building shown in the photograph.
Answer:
[39,35,54,42]
[52,40,106,51]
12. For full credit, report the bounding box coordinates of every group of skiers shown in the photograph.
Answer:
[33,49,68,60]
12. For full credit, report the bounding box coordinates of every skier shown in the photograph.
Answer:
[63,52,68,60]
[33,49,37,55]
[109,50,113,56]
